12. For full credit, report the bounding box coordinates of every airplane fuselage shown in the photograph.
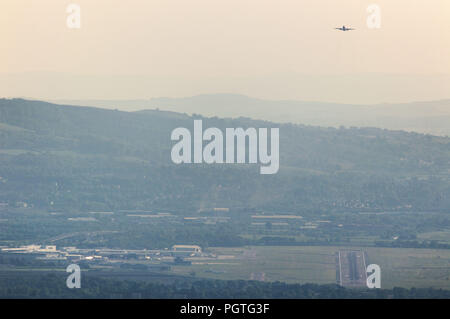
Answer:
[336,25,353,31]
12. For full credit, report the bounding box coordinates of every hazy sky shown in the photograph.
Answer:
[1,0,449,103]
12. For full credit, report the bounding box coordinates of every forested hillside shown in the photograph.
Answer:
[0,98,449,212]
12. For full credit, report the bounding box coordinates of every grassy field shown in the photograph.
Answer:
[171,245,450,289]
[418,230,450,243]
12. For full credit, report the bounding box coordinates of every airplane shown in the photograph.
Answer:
[335,25,355,31]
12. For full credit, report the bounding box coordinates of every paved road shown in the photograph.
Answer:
[337,249,367,288]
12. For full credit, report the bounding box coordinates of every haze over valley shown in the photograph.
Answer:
[53,94,450,136]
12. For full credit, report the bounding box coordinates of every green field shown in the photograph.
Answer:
[172,246,450,289]
[418,230,450,243]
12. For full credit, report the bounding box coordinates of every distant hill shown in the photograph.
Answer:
[0,98,449,212]
[52,94,450,136]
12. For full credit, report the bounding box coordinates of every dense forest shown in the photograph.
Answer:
[1,273,449,299]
